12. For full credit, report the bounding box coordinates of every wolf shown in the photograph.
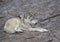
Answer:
[4,15,48,33]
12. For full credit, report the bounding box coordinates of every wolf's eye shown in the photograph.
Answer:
[30,19,38,24]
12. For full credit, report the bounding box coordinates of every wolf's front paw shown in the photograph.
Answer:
[29,28,48,32]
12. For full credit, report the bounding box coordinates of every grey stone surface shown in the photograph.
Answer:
[0,0,60,42]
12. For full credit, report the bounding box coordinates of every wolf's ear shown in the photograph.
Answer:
[17,15,21,19]
[17,15,24,19]
[27,16,30,19]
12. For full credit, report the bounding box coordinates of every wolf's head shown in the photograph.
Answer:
[19,14,38,25]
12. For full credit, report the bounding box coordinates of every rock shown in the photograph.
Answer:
[54,31,60,39]
[22,31,40,39]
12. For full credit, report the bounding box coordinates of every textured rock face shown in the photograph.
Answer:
[0,0,60,42]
